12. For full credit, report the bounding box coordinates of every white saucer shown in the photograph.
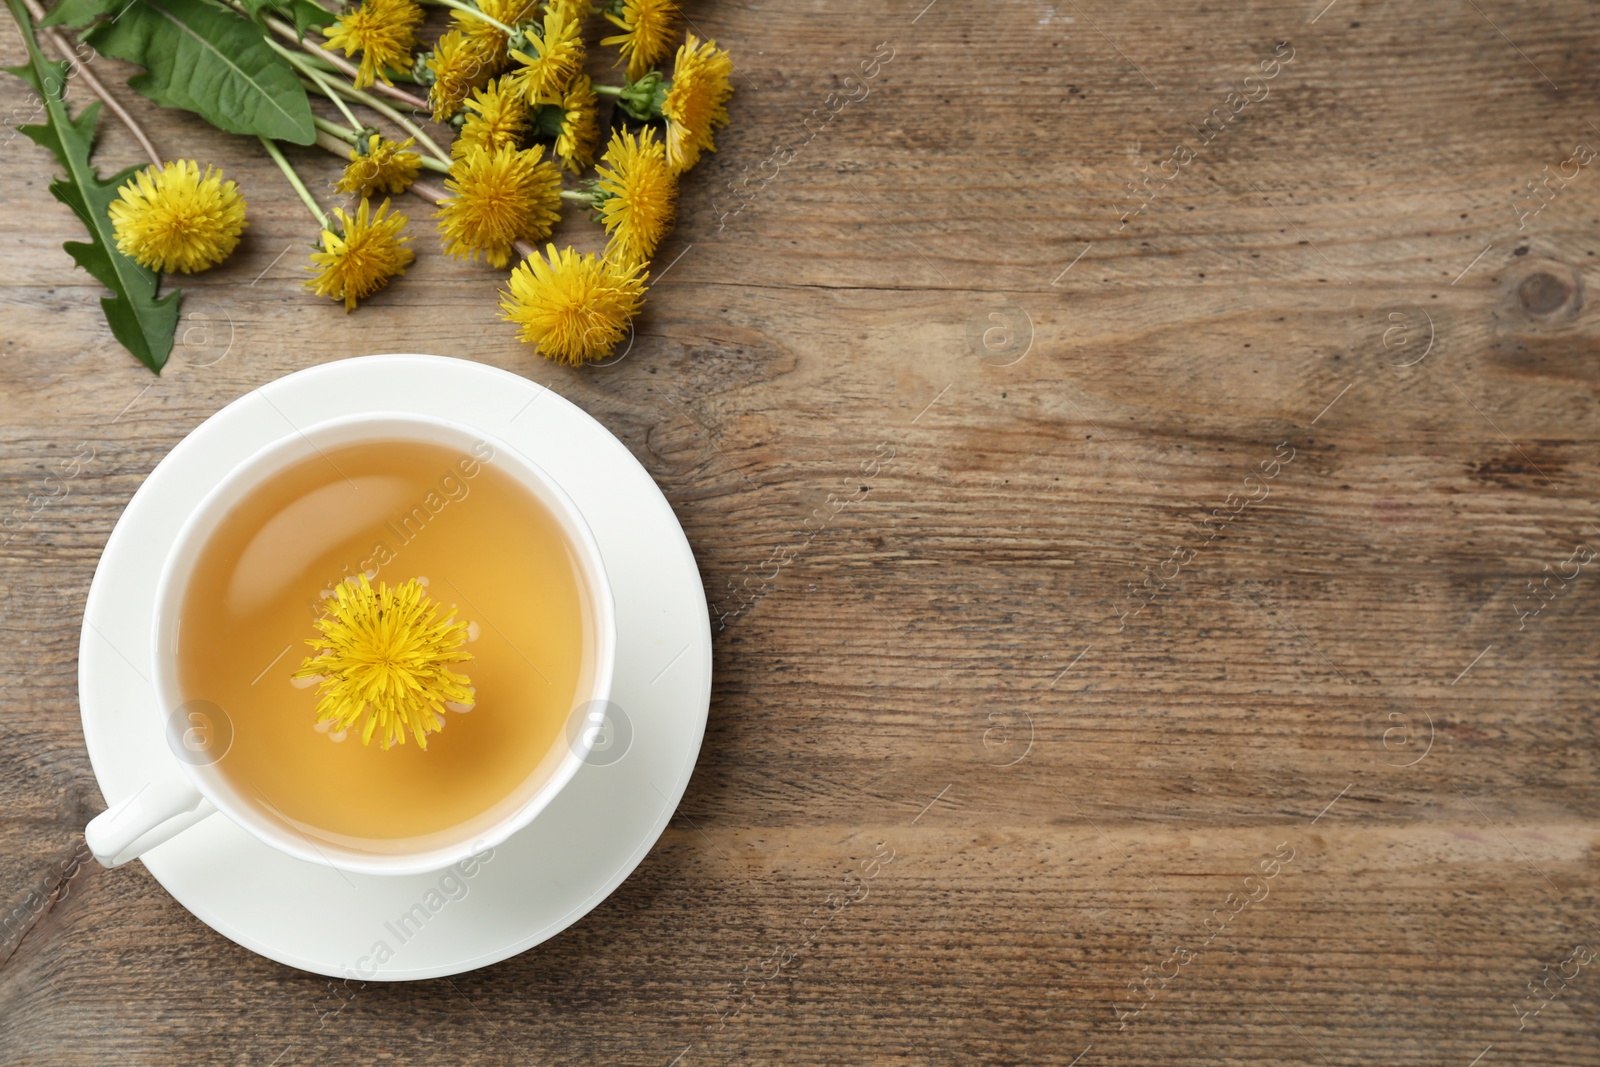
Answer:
[78,355,711,980]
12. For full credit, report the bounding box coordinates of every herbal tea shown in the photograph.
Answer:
[176,437,589,853]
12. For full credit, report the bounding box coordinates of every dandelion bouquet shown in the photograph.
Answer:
[3,0,733,372]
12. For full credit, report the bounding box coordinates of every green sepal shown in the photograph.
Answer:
[530,101,565,139]
[616,70,666,122]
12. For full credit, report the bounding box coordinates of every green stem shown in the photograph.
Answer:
[345,85,452,167]
[246,12,340,73]
[226,3,332,68]
[263,14,426,95]
[418,0,516,36]
[261,136,328,229]
[307,70,364,132]
[598,71,667,121]
[314,129,356,159]
[317,76,452,166]
[266,36,362,127]
[315,116,450,174]
[18,0,164,166]
[313,114,360,142]
[297,74,451,168]
[280,36,341,71]
[322,82,363,131]
[559,188,593,202]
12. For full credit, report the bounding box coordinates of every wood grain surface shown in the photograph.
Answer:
[3,0,1600,1063]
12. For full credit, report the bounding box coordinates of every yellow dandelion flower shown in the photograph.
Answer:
[335,134,422,197]
[601,0,678,82]
[593,127,676,267]
[306,198,415,311]
[322,0,423,89]
[435,144,562,268]
[481,0,540,24]
[294,575,473,750]
[550,73,598,173]
[500,243,647,364]
[663,33,733,172]
[426,28,496,121]
[506,6,585,103]
[452,77,529,159]
[547,0,593,20]
[453,0,540,72]
[108,160,247,274]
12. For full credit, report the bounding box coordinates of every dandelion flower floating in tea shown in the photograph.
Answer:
[295,575,474,750]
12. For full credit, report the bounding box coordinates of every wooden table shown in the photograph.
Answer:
[3,1,1598,1063]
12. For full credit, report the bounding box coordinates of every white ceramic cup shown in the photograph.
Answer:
[84,412,616,877]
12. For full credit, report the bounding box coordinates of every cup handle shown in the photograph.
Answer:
[86,775,218,868]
